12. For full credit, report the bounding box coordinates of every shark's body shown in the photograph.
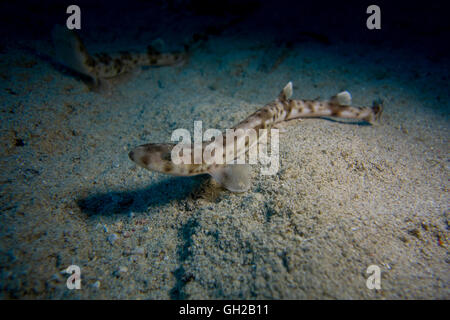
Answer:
[52,25,186,88]
[129,82,383,192]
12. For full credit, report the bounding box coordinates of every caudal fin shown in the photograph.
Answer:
[371,99,383,123]
[51,25,95,79]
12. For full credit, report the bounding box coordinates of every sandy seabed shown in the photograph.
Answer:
[0,22,448,299]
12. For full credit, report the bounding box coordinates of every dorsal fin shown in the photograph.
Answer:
[278,82,293,101]
[330,91,352,106]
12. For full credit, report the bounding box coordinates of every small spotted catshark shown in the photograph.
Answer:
[129,82,383,192]
[51,25,186,89]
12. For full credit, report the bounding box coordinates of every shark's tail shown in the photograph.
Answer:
[371,99,384,123]
[51,25,96,80]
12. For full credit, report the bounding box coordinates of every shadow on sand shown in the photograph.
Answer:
[76,117,374,218]
[76,175,209,216]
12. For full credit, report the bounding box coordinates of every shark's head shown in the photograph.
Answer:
[129,143,175,173]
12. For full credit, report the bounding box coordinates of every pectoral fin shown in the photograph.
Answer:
[208,164,252,192]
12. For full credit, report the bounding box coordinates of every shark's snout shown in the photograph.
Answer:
[128,150,135,161]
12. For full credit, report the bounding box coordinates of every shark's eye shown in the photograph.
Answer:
[162,152,172,162]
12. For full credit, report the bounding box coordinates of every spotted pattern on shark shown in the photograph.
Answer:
[51,25,187,88]
[129,82,383,192]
